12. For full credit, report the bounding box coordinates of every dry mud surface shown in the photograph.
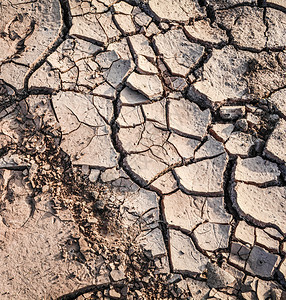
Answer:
[0,0,286,299]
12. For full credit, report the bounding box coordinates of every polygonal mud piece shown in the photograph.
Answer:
[232,182,286,233]
[52,91,106,132]
[264,119,286,163]
[267,88,286,118]
[98,12,121,41]
[117,105,144,127]
[121,187,159,228]
[29,62,61,90]
[107,38,133,60]
[209,124,234,142]
[163,190,203,232]
[124,151,167,183]
[225,132,255,157]
[0,153,28,169]
[193,223,231,251]
[137,228,167,258]
[235,221,255,246]
[134,12,152,27]
[143,99,167,127]
[266,8,286,49]
[119,87,150,106]
[229,242,251,269]
[128,34,156,62]
[220,106,246,120]
[186,278,210,300]
[169,98,211,139]
[148,0,205,22]
[61,124,118,168]
[192,46,252,105]
[126,73,163,100]
[0,63,29,90]
[256,228,280,251]
[136,55,158,75]
[169,230,209,275]
[175,153,228,196]
[216,7,266,51]
[234,156,280,185]
[246,246,280,278]
[95,50,120,69]
[206,263,236,289]
[113,1,133,14]
[168,133,200,160]
[150,171,178,194]
[70,15,107,45]
[153,29,205,76]
[199,197,232,224]
[93,83,116,99]
[113,14,136,35]
[105,59,135,89]
[184,19,228,45]
[195,135,225,160]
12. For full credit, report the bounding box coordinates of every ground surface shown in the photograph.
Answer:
[0,0,286,299]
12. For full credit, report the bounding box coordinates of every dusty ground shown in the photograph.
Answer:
[1,0,286,299]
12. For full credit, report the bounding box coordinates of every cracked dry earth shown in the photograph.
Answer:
[1,0,286,299]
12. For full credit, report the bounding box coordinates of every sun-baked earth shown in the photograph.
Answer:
[0,0,286,299]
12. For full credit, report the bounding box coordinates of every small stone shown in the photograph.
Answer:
[134,12,152,27]
[113,1,133,14]
[235,118,248,132]
[220,106,246,120]
[89,169,100,183]
[136,55,158,74]
[110,269,126,282]
[109,288,121,299]
[229,242,251,269]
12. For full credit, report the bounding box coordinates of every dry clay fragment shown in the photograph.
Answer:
[264,119,286,163]
[149,0,205,22]
[153,29,205,77]
[169,98,211,139]
[232,182,286,233]
[175,153,228,196]
[169,229,209,275]
[234,156,280,185]
[126,73,163,100]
